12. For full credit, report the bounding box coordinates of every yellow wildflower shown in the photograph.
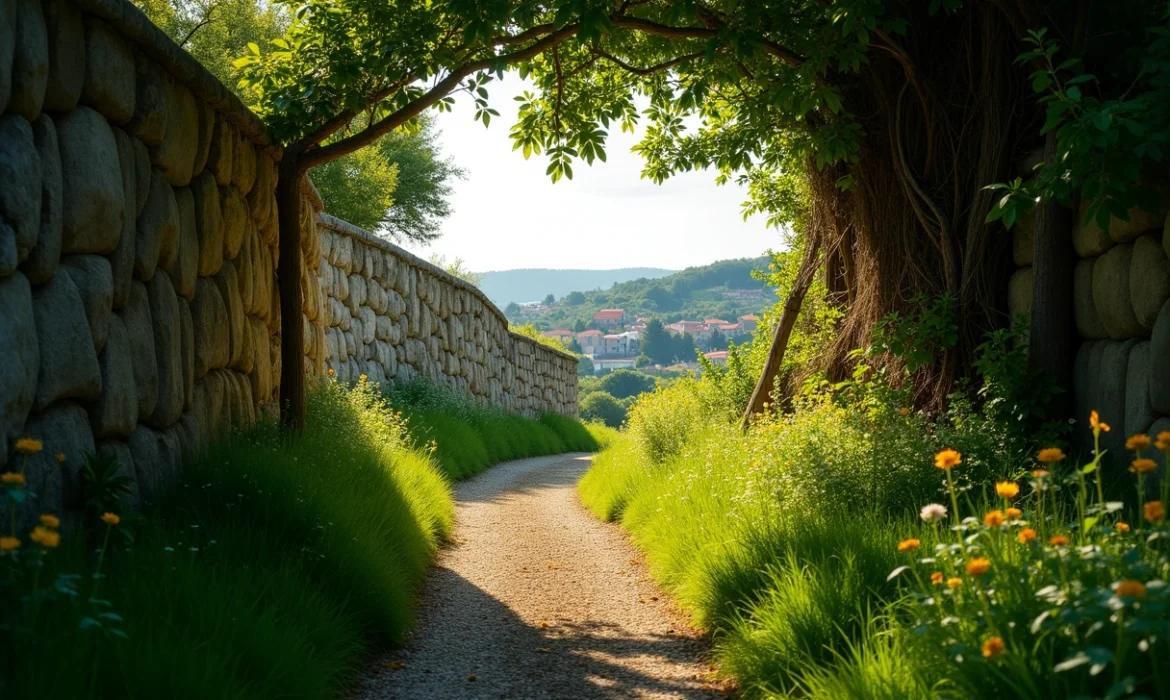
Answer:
[1144,501,1164,524]
[897,538,920,552]
[899,407,910,416]
[995,481,1019,499]
[982,637,1005,658]
[38,514,59,528]
[931,572,944,585]
[54,452,65,464]
[30,526,60,548]
[984,510,1005,527]
[327,368,335,376]
[947,577,962,589]
[1049,534,1070,547]
[359,373,368,382]
[966,558,991,576]
[1017,528,1037,544]
[1006,507,1022,520]
[101,512,120,526]
[1127,434,1152,452]
[1115,580,1147,599]
[1131,458,1157,474]
[1090,410,1110,434]
[1116,522,1131,533]
[1156,431,1170,451]
[0,537,19,551]
[1037,447,1066,464]
[1,472,25,487]
[934,448,961,470]
[1030,468,1050,478]
[14,437,42,455]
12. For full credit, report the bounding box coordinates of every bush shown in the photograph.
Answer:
[580,391,627,429]
[597,369,656,400]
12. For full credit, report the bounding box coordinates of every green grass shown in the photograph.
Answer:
[2,377,600,699]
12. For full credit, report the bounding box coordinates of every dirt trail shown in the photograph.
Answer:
[356,453,723,699]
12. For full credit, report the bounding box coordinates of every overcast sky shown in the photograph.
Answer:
[399,74,783,273]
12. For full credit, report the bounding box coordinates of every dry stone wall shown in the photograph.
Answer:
[304,208,579,418]
[0,0,578,525]
[1011,196,1170,459]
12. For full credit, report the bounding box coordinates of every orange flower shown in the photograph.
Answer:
[1006,507,1022,520]
[100,512,120,526]
[984,510,1005,527]
[1037,448,1066,464]
[995,482,1019,499]
[54,453,65,464]
[0,537,19,551]
[38,514,59,528]
[14,438,42,455]
[1131,458,1157,474]
[966,558,991,576]
[1090,410,1111,434]
[1115,580,1147,599]
[897,538,920,552]
[899,407,910,416]
[1156,431,1170,451]
[947,577,962,589]
[1116,522,1131,533]
[934,448,962,470]
[1030,468,1050,478]
[1049,534,1070,547]
[1144,501,1164,524]
[1127,434,1152,452]
[29,526,59,548]
[1017,528,1037,544]
[982,636,1005,658]
[931,572,944,585]
[1,473,25,487]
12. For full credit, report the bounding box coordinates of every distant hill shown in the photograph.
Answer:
[479,268,676,306]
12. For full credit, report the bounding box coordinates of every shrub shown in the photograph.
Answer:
[579,391,627,428]
[597,369,656,400]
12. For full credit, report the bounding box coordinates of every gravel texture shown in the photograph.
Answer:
[356,453,725,699]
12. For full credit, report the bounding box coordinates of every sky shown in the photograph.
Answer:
[399,74,783,273]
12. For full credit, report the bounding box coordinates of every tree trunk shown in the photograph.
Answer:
[276,152,306,432]
[742,236,822,428]
[1027,133,1075,417]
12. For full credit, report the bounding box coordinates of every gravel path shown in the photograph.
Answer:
[356,453,725,699]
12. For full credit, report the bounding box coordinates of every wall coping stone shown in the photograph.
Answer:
[315,213,578,363]
[69,0,277,156]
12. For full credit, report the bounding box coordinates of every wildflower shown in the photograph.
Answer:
[54,452,65,464]
[931,572,945,584]
[995,482,1020,499]
[1030,469,1050,478]
[899,407,910,416]
[1006,507,1022,520]
[1115,580,1147,599]
[14,437,42,455]
[100,512,120,526]
[984,510,1005,527]
[0,537,19,551]
[359,373,368,382]
[1144,501,1164,524]
[1037,447,1066,464]
[1049,535,1070,547]
[1,472,25,487]
[1130,458,1157,474]
[920,503,948,523]
[1090,410,1111,435]
[1127,434,1152,452]
[982,637,1005,658]
[897,538,920,552]
[947,577,962,589]
[1116,522,1131,533]
[966,558,991,576]
[934,448,962,470]
[30,526,60,548]
[1157,431,1170,451]
[38,514,60,528]
[1017,528,1037,544]
[327,368,335,376]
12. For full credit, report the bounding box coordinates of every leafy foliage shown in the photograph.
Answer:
[579,391,627,429]
[311,143,399,230]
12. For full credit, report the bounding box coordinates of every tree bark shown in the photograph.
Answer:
[277,151,306,431]
[742,236,822,428]
[1027,133,1075,417]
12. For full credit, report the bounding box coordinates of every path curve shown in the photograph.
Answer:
[356,453,724,699]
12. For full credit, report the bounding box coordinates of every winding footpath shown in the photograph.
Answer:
[356,453,725,699]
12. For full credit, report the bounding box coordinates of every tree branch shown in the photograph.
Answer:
[610,16,804,67]
[590,48,705,76]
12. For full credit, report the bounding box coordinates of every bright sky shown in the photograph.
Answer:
[401,74,783,273]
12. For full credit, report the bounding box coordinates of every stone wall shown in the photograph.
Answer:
[1010,197,1170,457]
[0,0,577,523]
[303,205,579,418]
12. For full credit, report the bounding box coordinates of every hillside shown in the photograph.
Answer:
[479,268,676,306]
[512,257,773,329]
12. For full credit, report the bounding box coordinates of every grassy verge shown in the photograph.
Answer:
[2,377,599,698]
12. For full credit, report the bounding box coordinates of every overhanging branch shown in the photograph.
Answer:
[611,16,804,67]
[591,48,705,75]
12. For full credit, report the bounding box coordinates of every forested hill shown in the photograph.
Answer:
[521,257,773,328]
[480,268,676,306]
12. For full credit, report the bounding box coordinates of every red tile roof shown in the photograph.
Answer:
[593,309,625,320]
[577,329,603,336]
